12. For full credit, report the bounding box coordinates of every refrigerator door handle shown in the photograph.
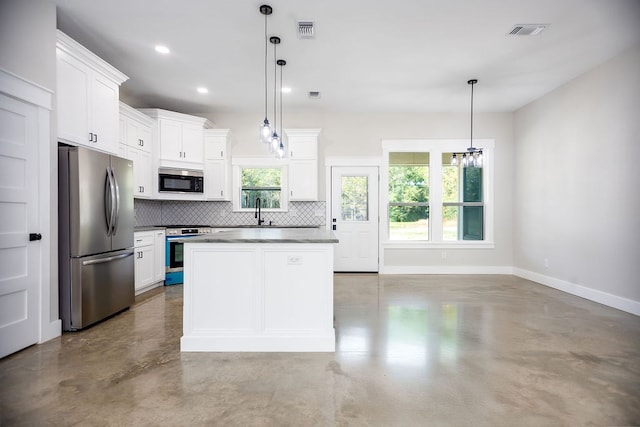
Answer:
[82,251,134,266]
[111,167,121,235]
[104,168,113,236]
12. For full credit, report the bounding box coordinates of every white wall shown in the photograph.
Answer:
[209,111,516,271]
[514,44,640,311]
[0,0,59,331]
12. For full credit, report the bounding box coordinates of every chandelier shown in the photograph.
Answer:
[451,79,483,168]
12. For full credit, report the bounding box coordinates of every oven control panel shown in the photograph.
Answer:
[165,227,213,236]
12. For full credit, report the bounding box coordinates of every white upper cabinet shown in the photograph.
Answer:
[140,109,213,170]
[204,129,230,200]
[286,129,321,201]
[120,103,155,199]
[56,30,128,155]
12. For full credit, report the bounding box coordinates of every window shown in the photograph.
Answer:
[241,167,281,209]
[382,140,494,246]
[232,158,288,212]
[341,175,369,221]
[388,153,429,240]
[442,153,483,240]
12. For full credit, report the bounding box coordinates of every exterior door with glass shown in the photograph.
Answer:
[331,166,379,272]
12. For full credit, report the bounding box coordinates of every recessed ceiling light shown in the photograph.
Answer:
[155,45,170,54]
[197,87,208,94]
[281,87,292,93]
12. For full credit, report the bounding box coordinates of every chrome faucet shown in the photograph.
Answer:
[255,197,265,225]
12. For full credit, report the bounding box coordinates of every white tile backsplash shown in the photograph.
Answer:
[134,199,325,227]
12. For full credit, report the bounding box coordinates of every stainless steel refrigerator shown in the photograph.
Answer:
[58,145,135,331]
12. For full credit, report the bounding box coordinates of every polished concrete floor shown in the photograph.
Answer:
[1,274,639,426]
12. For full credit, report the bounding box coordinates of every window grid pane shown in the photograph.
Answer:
[341,176,368,221]
[388,152,430,240]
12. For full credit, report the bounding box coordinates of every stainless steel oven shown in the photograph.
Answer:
[165,226,212,285]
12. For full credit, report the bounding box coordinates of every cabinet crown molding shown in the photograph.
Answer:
[204,129,230,137]
[138,108,213,128]
[119,102,155,126]
[56,30,128,85]
[284,128,321,138]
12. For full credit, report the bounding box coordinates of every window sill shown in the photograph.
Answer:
[383,241,495,249]
[233,209,288,213]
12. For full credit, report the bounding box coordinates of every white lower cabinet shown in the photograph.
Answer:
[153,229,166,283]
[134,230,166,295]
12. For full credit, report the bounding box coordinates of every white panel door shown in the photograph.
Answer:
[0,94,40,358]
[331,166,379,272]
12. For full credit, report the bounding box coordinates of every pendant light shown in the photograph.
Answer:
[259,5,273,144]
[276,59,286,159]
[269,36,281,153]
[452,79,483,168]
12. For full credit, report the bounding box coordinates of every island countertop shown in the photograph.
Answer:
[180,227,338,244]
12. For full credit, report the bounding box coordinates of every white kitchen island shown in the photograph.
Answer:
[180,228,338,352]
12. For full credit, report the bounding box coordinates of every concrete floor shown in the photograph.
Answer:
[1,274,639,426]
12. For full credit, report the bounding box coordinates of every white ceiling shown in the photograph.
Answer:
[53,0,640,115]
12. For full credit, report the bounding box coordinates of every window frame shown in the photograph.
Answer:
[232,157,289,212]
[381,139,495,248]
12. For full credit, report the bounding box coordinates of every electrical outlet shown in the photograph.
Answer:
[441,252,447,260]
[287,255,303,265]
[544,258,549,268]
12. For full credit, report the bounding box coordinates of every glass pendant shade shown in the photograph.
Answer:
[260,119,272,144]
[451,153,458,166]
[276,139,285,159]
[271,132,280,152]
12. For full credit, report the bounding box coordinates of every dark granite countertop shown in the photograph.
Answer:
[180,228,338,244]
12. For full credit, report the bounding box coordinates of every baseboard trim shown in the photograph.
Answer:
[513,268,640,316]
[380,266,514,275]
[39,319,62,343]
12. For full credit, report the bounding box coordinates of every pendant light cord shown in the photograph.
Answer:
[279,63,283,136]
[264,13,268,120]
[470,80,474,150]
[273,43,277,133]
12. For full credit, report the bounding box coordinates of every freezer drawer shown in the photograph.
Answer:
[61,249,134,330]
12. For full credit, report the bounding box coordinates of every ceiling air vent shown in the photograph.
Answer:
[308,91,321,99]
[297,21,315,39]
[508,24,548,36]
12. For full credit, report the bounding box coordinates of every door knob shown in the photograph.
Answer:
[29,233,42,241]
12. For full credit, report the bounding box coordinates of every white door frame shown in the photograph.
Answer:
[0,69,61,351]
[325,157,381,271]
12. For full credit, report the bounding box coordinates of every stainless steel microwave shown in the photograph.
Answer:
[158,168,204,193]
